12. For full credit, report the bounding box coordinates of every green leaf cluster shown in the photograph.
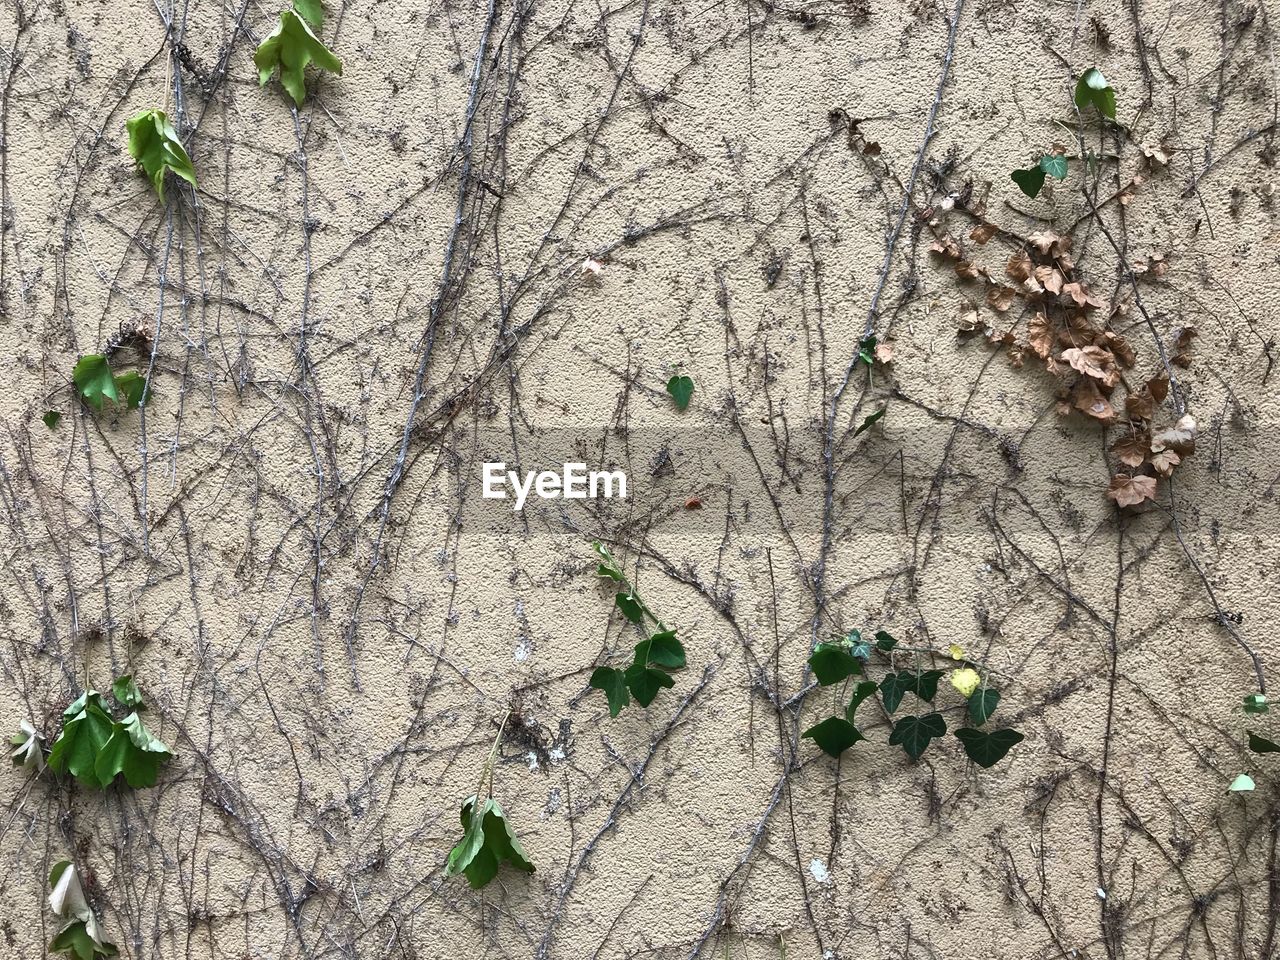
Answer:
[125,110,197,201]
[445,795,535,889]
[47,678,171,789]
[71,355,147,412]
[254,2,343,107]
[588,541,686,716]
[802,629,1025,767]
[1012,153,1070,199]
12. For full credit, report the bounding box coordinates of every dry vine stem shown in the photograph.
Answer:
[0,0,1277,958]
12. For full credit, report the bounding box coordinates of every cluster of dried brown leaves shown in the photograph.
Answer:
[930,211,1196,510]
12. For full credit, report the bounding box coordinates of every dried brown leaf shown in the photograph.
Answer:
[1108,474,1158,508]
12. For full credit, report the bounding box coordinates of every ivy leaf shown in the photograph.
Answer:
[857,335,877,365]
[1011,166,1047,198]
[874,630,898,651]
[1074,66,1116,119]
[852,407,885,439]
[73,356,118,410]
[955,727,1024,768]
[879,672,909,713]
[95,712,171,788]
[596,563,624,582]
[125,110,197,201]
[809,643,862,686]
[1038,153,1069,180]
[624,661,674,707]
[254,9,343,108]
[50,920,117,960]
[292,0,324,28]
[446,796,534,889]
[615,592,644,623]
[47,692,116,787]
[904,669,945,703]
[111,675,144,709]
[113,371,147,410]
[1248,731,1280,754]
[845,680,879,722]
[665,374,694,411]
[889,713,947,760]
[10,719,44,769]
[638,629,685,669]
[590,667,630,717]
[968,688,1001,726]
[802,716,865,758]
[1228,773,1256,793]
[1245,694,1269,715]
[43,411,61,429]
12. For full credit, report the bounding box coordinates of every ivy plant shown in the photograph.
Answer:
[1230,691,1274,792]
[48,861,116,959]
[665,374,694,411]
[255,0,343,107]
[1011,66,1116,198]
[801,630,1024,768]
[125,109,197,201]
[47,676,172,789]
[71,355,147,412]
[445,715,535,889]
[588,541,687,716]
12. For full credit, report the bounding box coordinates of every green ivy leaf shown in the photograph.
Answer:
[1039,153,1069,180]
[968,688,1001,726]
[809,642,862,686]
[596,563,624,582]
[590,667,629,717]
[857,335,876,365]
[852,407,885,439]
[802,716,865,758]
[665,375,694,411]
[615,592,644,624]
[955,727,1024,768]
[111,675,144,709]
[638,629,685,669]
[903,669,945,703]
[43,411,61,429]
[1228,773,1256,792]
[254,9,343,108]
[50,920,118,960]
[845,680,879,723]
[879,672,909,713]
[113,371,147,410]
[125,110,197,201]
[1248,731,1280,754]
[292,0,324,28]
[624,661,674,707]
[1074,66,1116,119]
[95,712,171,788]
[1011,166,1047,198]
[874,630,897,651]
[889,713,947,760]
[47,692,116,788]
[1245,694,1269,715]
[73,356,118,411]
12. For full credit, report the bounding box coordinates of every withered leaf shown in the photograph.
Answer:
[1110,430,1150,468]
[1108,474,1158,508]
[1151,449,1181,476]
[1028,313,1054,359]
[1061,346,1119,387]
[1034,265,1064,295]
[1073,379,1115,421]
[955,259,987,281]
[930,237,962,259]
[957,300,982,334]
[970,223,999,244]
[1151,414,1196,454]
[1104,331,1136,367]
[1172,327,1196,367]
[1125,375,1168,420]
[1006,251,1033,282]
[1028,230,1063,255]
[986,285,1016,312]
[1062,281,1107,310]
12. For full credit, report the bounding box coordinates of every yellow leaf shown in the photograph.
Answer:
[948,643,965,661]
[950,667,981,698]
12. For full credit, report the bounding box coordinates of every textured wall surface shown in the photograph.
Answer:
[2,0,1279,957]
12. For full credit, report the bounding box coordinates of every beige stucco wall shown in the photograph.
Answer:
[1,0,1278,956]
